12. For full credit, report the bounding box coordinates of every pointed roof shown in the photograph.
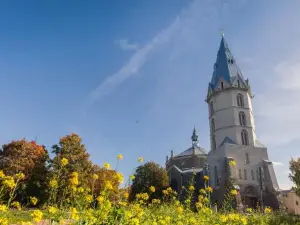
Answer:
[208,35,249,92]
[191,126,198,144]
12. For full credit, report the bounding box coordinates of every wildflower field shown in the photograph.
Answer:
[0,135,300,224]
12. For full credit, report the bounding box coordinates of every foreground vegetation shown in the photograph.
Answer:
[0,133,300,224]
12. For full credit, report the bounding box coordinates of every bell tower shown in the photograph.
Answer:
[206,35,279,209]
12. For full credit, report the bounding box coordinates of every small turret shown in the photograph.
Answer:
[191,126,199,148]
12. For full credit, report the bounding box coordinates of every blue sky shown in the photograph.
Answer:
[0,0,299,189]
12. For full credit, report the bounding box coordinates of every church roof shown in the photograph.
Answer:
[207,35,250,96]
[174,146,206,158]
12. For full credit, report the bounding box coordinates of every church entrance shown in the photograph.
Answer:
[243,196,259,209]
[242,186,260,209]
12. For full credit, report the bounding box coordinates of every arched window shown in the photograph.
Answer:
[241,130,249,145]
[211,118,215,133]
[245,153,250,164]
[251,170,255,180]
[244,169,247,180]
[238,169,242,179]
[209,102,214,117]
[214,166,219,186]
[237,94,244,107]
[239,111,246,126]
[212,135,216,150]
[221,82,224,89]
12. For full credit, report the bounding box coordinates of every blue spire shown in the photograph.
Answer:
[208,36,249,96]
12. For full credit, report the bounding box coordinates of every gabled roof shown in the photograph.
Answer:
[207,36,249,97]
[219,136,236,148]
[174,146,206,158]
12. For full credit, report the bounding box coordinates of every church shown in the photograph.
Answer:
[166,35,280,209]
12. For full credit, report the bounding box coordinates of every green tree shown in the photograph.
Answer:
[289,157,300,196]
[0,139,49,204]
[130,161,169,201]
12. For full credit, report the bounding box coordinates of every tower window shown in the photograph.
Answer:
[221,82,224,89]
[251,170,255,180]
[237,80,240,87]
[214,166,219,186]
[245,153,250,164]
[239,111,246,126]
[237,94,244,107]
[209,102,214,117]
[244,169,247,180]
[238,169,242,179]
[241,129,249,145]
[212,135,216,151]
[211,118,215,133]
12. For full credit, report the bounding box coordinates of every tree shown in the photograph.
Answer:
[49,133,93,205]
[130,161,169,201]
[90,165,121,202]
[51,133,93,186]
[0,139,49,204]
[289,157,300,196]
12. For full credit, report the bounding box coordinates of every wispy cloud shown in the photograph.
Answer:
[115,39,139,51]
[272,161,284,166]
[87,0,221,105]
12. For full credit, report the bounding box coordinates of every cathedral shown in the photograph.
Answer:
[166,35,280,209]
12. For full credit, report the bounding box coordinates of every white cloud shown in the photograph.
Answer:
[87,0,224,105]
[115,39,139,51]
[272,161,284,166]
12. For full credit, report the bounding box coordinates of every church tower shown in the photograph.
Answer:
[206,35,280,209]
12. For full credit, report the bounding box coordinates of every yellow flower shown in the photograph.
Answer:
[48,206,57,214]
[92,174,99,180]
[246,207,253,213]
[78,187,84,193]
[138,157,144,163]
[103,163,110,169]
[206,186,213,193]
[49,179,58,188]
[177,206,183,214]
[15,172,25,180]
[30,196,38,206]
[11,201,21,210]
[162,190,168,195]
[0,204,7,212]
[149,186,156,193]
[129,174,135,180]
[229,160,236,166]
[264,206,272,213]
[117,154,123,160]
[0,218,8,225]
[30,210,43,222]
[0,170,5,178]
[97,196,105,204]
[230,189,238,196]
[204,175,209,181]
[70,207,79,221]
[105,181,113,190]
[60,158,69,166]
[189,185,195,191]
[69,172,79,186]
[151,199,161,204]
[85,194,93,203]
[199,188,206,195]
[3,176,16,189]
[119,201,127,207]
[116,172,124,183]
[123,192,129,199]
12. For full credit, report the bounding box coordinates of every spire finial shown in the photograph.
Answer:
[220,28,224,37]
[191,126,199,147]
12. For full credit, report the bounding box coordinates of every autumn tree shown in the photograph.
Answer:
[289,157,300,196]
[90,165,121,202]
[0,139,49,204]
[130,161,169,201]
[49,133,93,204]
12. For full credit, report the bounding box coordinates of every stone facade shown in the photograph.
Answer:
[165,36,280,209]
[166,128,207,200]
[206,36,280,209]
